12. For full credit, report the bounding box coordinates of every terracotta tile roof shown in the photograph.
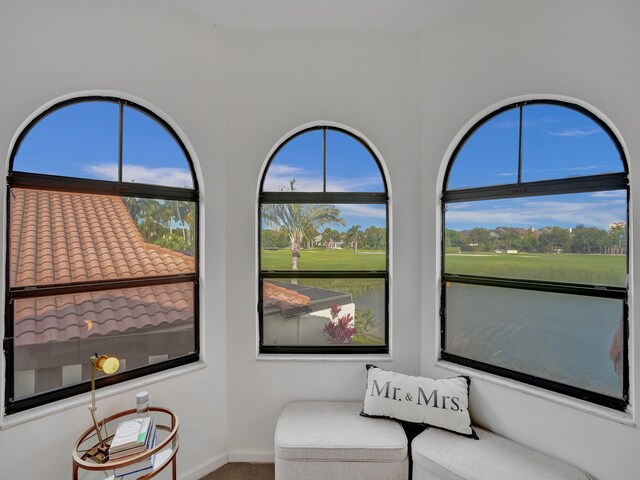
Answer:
[10,189,195,346]
[10,189,194,287]
[14,283,193,347]
[263,281,311,316]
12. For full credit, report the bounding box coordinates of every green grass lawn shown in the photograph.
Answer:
[445,252,626,286]
[352,334,384,345]
[262,248,624,285]
[261,247,386,270]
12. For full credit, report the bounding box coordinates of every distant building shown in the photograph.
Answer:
[610,221,626,230]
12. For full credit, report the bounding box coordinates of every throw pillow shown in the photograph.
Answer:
[361,365,477,438]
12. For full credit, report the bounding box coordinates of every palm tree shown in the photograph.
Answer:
[345,225,363,253]
[263,203,345,269]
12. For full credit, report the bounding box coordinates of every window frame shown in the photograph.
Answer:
[258,125,390,355]
[440,99,629,411]
[4,95,200,414]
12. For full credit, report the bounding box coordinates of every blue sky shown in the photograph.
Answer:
[14,101,193,188]
[16,105,387,232]
[446,104,626,231]
[448,104,622,190]
[263,129,387,230]
[16,102,618,232]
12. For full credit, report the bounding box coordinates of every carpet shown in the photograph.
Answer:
[200,462,275,480]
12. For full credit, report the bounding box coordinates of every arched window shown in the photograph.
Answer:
[442,100,628,410]
[258,125,389,354]
[5,97,199,413]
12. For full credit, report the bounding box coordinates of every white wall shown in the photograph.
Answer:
[224,31,423,459]
[419,1,640,479]
[2,0,640,479]
[0,1,229,478]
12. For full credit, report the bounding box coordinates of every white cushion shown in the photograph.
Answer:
[412,426,591,480]
[276,458,408,480]
[361,366,475,437]
[275,401,407,462]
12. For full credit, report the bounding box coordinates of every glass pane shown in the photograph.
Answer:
[326,129,384,192]
[262,278,385,346]
[260,203,386,271]
[262,129,323,192]
[9,188,196,287]
[13,101,119,179]
[447,108,520,190]
[122,106,193,188]
[12,283,195,400]
[445,282,624,399]
[444,191,627,286]
[522,104,623,182]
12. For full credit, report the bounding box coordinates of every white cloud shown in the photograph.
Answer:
[267,164,306,175]
[262,173,323,192]
[447,198,624,230]
[83,163,117,181]
[491,117,562,129]
[548,128,600,138]
[338,204,386,219]
[590,191,627,199]
[84,163,193,188]
[521,165,604,176]
[327,176,384,192]
[262,163,383,192]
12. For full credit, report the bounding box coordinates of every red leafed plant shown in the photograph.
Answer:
[323,303,357,343]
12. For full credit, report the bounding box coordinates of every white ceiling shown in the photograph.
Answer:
[167,0,480,32]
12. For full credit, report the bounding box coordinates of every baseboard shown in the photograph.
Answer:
[180,452,229,480]
[228,449,276,463]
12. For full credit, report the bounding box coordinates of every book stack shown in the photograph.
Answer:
[109,417,157,479]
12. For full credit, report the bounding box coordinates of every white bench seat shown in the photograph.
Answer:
[412,426,591,480]
[275,401,408,480]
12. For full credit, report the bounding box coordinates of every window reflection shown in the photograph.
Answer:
[446,282,624,398]
[13,283,194,400]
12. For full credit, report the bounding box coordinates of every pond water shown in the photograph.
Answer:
[446,282,623,398]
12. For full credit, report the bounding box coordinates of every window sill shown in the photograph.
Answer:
[435,359,634,427]
[0,361,206,430]
[257,353,393,362]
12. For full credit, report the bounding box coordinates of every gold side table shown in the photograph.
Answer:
[72,406,179,480]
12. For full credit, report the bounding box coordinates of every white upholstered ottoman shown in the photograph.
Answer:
[412,426,591,480]
[275,401,408,480]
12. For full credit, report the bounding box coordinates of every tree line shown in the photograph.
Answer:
[446,224,626,255]
[123,197,196,256]
[262,225,387,251]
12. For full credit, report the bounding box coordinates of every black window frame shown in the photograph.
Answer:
[4,96,200,414]
[441,99,629,411]
[258,125,390,355]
